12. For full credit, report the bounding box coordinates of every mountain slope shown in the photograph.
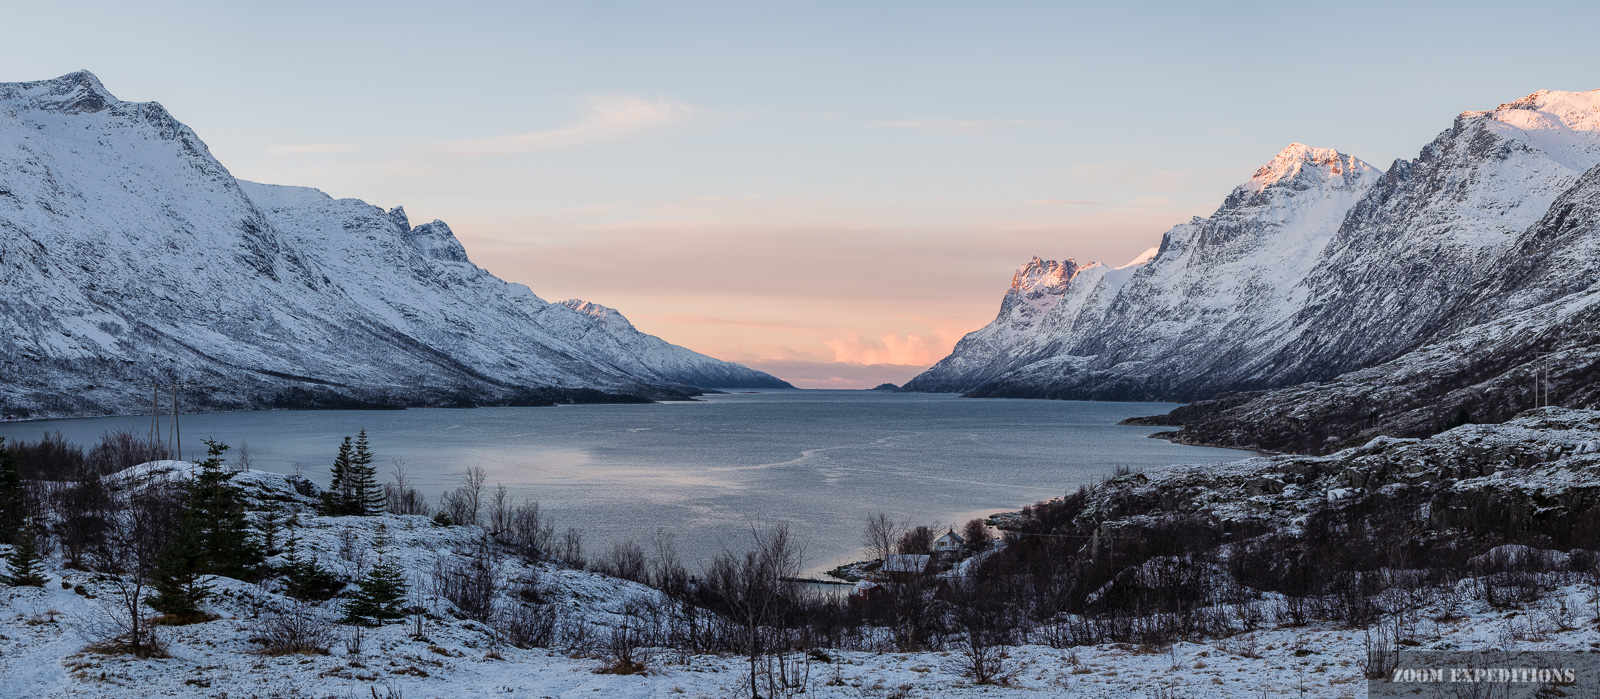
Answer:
[907,91,1600,452]
[556,299,793,389]
[0,71,775,418]
[906,143,1381,399]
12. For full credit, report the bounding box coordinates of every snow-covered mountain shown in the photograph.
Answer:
[0,71,786,418]
[907,90,1600,452]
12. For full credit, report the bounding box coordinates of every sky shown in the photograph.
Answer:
[4,1,1599,387]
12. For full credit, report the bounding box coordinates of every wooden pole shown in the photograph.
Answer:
[172,384,180,460]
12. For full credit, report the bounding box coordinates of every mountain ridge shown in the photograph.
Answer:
[906,89,1600,453]
[0,71,786,419]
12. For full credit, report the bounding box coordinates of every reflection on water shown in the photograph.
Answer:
[0,390,1248,575]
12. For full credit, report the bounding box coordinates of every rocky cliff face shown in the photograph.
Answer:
[907,91,1600,452]
[0,71,784,418]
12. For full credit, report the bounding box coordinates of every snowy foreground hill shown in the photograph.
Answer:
[906,90,1600,453]
[0,71,788,419]
[6,410,1600,697]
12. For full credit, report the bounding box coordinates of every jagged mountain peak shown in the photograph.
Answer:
[386,206,410,231]
[1010,257,1081,294]
[562,298,620,318]
[1487,88,1600,130]
[0,70,117,113]
[1243,143,1376,194]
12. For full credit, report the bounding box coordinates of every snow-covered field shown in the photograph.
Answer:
[5,563,1599,698]
[4,452,1599,698]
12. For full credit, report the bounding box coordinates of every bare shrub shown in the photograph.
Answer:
[561,527,585,569]
[433,533,500,622]
[897,525,934,555]
[596,541,648,583]
[505,499,557,562]
[946,574,1019,685]
[384,460,430,516]
[85,482,181,657]
[594,599,659,675]
[496,601,558,649]
[487,485,512,534]
[253,601,336,656]
[862,513,903,562]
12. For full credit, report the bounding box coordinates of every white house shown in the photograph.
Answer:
[933,530,964,556]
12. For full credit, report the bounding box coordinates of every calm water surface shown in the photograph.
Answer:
[0,390,1247,575]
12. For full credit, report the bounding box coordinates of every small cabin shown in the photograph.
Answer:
[933,530,964,556]
[878,554,932,582]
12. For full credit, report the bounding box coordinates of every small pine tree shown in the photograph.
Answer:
[279,534,344,602]
[2,518,46,587]
[147,516,211,618]
[187,439,265,579]
[350,430,383,516]
[322,437,355,516]
[344,525,407,626]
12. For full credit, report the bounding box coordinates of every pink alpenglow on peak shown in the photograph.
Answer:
[1010,257,1081,295]
[1244,143,1377,194]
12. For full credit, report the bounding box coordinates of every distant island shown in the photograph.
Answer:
[868,383,900,391]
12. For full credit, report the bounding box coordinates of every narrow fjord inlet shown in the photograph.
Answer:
[3,5,1600,697]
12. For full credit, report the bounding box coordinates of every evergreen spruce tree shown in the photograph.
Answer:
[350,430,383,516]
[0,438,24,546]
[343,524,407,625]
[2,517,46,587]
[147,516,211,617]
[321,437,355,516]
[186,439,265,579]
[280,533,343,601]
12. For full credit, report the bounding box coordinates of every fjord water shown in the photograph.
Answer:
[0,390,1247,575]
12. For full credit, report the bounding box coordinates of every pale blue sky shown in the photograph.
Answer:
[6,1,1597,386]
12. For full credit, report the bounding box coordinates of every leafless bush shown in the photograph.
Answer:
[253,601,336,656]
[595,598,659,675]
[561,527,585,569]
[863,513,903,562]
[83,483,181,657]
[433,533,500,622]
[384,461,430,516]
[84,430,172,479]
[897,525,934,555]
[596,540,648,583]
[947,574,1019,685]
[505,499,557,562]
[487,485,512,534]
[703,525,805,698]
[496,601,558,649]
[51,474,114,568]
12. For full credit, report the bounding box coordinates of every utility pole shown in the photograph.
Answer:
[150,386,160,445]
[172,384,181,459]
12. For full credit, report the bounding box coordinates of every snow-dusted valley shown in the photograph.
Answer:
[906,90,1600,454]
[0,71,789,420]
[5,408,1600,697]
[8,64,1600,699]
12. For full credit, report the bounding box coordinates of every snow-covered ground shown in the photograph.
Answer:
[5,565,1599,698]
[4,445,1600,698]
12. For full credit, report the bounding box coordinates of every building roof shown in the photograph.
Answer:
[881,554,931,574]
[934,531,964,545]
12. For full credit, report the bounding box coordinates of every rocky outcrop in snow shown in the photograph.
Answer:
[908,91,1600,452]
[0,71,784,418]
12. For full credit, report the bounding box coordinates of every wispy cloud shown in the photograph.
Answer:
[869,119,1043,134]
[266,143,358,154]
[824,331,947,366]
[738,358,929,390]
[437,94,702,156]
